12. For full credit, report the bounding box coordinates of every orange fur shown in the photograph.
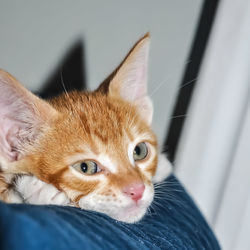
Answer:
[13,91,157,201]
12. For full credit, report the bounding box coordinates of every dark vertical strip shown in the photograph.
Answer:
[164,0,220,162]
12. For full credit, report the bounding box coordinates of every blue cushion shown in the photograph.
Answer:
[0,175,220,250]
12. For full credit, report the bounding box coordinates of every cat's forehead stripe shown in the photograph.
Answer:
[97,155,117,174]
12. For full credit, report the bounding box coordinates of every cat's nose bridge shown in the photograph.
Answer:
[116,163,140,177]
[114,166,144,188]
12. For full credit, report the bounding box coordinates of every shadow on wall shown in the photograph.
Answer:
[38,40,87,99]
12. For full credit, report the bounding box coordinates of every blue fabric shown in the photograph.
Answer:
[0,175,220,250]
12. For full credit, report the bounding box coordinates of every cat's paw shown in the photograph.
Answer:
[15,175,70,205]
[153,153,172,183]
[6,189,23,203]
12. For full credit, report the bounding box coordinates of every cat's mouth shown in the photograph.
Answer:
[78,197,151,223]
[110,186,154,223]
[109,187,154,223]
[78,185,154,223]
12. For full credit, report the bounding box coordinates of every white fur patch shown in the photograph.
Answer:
[153,153,172,183]
[15,175,70,205]
[128,143,135,166]
[96,155,117,173]
[7,189,23,203]
[79,182,154,223]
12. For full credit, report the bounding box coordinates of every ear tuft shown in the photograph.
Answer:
[0,69,57,162]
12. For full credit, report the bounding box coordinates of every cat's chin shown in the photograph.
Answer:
[79,197,152,223]
[110,204,148,223]
[78,184,154,223]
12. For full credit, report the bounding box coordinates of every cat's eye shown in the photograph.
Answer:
[133,142,148,161]
[72,161,101,175]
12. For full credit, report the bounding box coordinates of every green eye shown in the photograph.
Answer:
[72,161,101,175]
[133,142,148,161]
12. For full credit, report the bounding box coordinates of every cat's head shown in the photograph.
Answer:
[0,34,159,223]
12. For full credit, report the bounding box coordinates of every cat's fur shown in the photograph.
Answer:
[0,34,172,223]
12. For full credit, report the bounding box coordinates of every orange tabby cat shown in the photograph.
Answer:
[0,34,172,223]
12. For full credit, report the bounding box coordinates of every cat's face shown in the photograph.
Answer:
[34,91,157,222]
[0,34,158,222]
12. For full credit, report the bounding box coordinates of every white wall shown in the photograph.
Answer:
[175,0,250,248]
[214,98,250,250]
[0,0,202,146]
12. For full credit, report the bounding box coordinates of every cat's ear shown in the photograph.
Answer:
[0,70,58,162]
[103,33,153,124]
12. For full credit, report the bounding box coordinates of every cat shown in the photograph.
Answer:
[0,33,172,223]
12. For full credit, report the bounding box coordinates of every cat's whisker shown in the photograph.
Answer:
[151,200,166,212]
[60,68,72,110]
[179,77,198,90]
[149,76,170,98]
[146,206,154,216]
[154,180,181,186]
[169,114,188,120]
[60,69,68,96]
[147,204,158,217]
[60,68,88,134]
[154,184,184,194]
[154,193,184,206]
[155,187,184,193]
[148,59,195,98]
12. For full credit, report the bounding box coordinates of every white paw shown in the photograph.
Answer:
[15,175,70,206]
[7,189,23,203]
[153,153,172,183]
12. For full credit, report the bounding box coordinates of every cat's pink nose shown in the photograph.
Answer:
[122,183,145,202]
